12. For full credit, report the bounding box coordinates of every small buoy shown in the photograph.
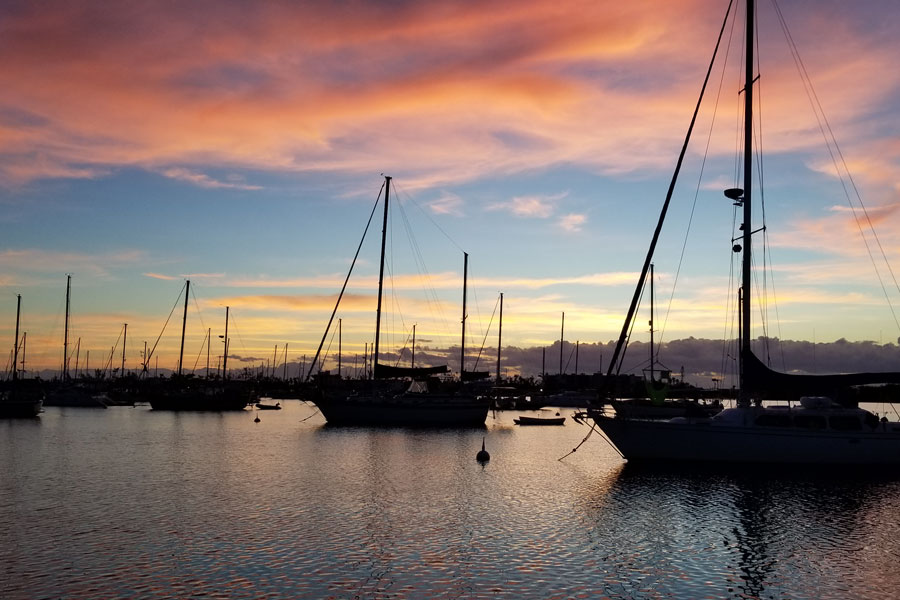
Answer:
[254,412,260,423]
[476,437,490,463]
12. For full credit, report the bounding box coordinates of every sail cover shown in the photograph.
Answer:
[374,363,448,379]
[744,350,900,397]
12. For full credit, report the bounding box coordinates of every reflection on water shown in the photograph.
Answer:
[1,404,898,599]
[577,463,900,599]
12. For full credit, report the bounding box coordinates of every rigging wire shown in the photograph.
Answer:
[306,180,385,380]
[191,329,209,374]
[772,0,900,334]
[607,0,735,380]
[658,0,739,350]
[189,283,207,334]
[393,181,453,334]
[393,180,466,254]
[471,294,500,373]
[321,322,338,373]
[146,280,186,369]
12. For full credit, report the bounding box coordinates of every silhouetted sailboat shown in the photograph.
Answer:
[590,0,900,464]
[1,294,43,417]
[44,275,108,408]
[308,176,490,426]
[609,264,722,419]
[149,282,252,411]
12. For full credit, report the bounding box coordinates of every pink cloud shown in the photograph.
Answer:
[487,194,563,218]
[0,0,897,193]
[557,213,587,232]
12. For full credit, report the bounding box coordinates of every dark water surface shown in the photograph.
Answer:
[2,403,899,599]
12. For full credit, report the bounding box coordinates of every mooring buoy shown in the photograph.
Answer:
[476,437,490,463]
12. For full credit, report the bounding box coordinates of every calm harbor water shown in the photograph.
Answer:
[2,402,899,599]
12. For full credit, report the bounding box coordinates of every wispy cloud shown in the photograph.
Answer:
[486,193,565,218]
[557,213,587,232]
[0,248,145,277]
[428,192,465,216]
[142,272,224,281]
[143,272,178,281]
[158,167,262,190]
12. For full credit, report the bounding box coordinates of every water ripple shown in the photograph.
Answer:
[2,405,899,598]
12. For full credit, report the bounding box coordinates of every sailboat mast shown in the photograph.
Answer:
[13,294,20,382]
[496,292,503,382]
[122,323,127,376]
[63,274,71,380]
[223,305,229,379]
[650,263,655,381]
[559,312,565,375]
[178,280,189,375]
[740,0,755,401]
[373,175,391,372]
[206,328,211,378]
[338,319,342,376]
[461,252,468,376]
[411,324,416,368]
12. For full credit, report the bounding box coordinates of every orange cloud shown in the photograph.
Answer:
[6,0,893,191]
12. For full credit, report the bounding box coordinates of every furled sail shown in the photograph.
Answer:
[374,363,449,379]
[744,350,900,398]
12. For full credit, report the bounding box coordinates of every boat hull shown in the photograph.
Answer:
[314,394,490,427]
[44,387,108,408]
[514,416,565,426]
[593,414,900,464]
[0,396,43,418]
[149,396,249,411]
[149,384,252,411]
[610,399,723,420]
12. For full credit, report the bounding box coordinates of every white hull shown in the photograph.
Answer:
[593,407,900,465]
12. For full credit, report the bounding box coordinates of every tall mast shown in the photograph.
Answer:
[559,312,565,375]
[63,274,71,380]
[649,263,655,381]
[121,323,127,376]
[541,347,545,378]
[411,324,416,368]
[338,319,342,376]
[739,0,755,403]
[13,294,21,382]
[373,175,391,372]
[178,279,189,375]
[461,252,468,376]
[496,292,503,382]
[206,328,211,378]
[576,340,580,375]
[223,305,229,379]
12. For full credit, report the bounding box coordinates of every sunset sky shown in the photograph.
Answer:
[2,0,900,378]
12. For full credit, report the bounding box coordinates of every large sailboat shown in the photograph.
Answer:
[307,176,491,427]
[590,0,900,464]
